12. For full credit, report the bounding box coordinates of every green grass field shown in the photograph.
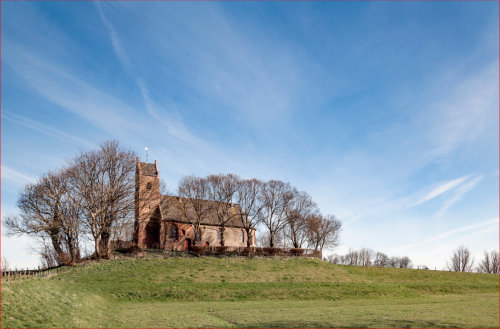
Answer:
[1,254,498,328]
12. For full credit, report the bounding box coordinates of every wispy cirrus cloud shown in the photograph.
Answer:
[1,166,36,184]
[392,216,499,252]
[435,174,484,216]
[410,175,472,207]
[2,112,93,148]
[95,3,219,159]
[94,1,131,72]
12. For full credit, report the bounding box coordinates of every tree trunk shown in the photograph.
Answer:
[220,226,225,247]
[67,236,78,265]
[246,229,252,248]
[49,228,63,257]
[94,236,101,260]
[100,220,113,258]
[193,224,201,246]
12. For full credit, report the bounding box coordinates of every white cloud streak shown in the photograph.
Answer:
[411,174,472,207]
[2,112,94,148]
[1,166,36,184]
[94,1,131,71]
[393,217,499,252]
[435,175,484,216]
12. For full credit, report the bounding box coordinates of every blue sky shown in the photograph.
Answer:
[1,1,498,269]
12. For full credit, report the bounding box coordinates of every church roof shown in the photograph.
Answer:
[159,195,250,229]
[140,162,158,177]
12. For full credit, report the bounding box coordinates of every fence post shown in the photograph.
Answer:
[7,271,10,282]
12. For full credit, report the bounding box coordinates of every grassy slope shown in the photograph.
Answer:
[1,255,498,328]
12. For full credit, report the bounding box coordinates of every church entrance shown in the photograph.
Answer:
[184,238,192,250]
[145,219,160,249]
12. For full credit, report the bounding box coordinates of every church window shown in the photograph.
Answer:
[146,182,152,190]
[181,229,185,235]
[169,225,178,240]
[239,230,244,243]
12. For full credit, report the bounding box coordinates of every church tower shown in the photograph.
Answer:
[134,158,162,248]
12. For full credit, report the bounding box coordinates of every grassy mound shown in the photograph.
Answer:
[2,255,498,328]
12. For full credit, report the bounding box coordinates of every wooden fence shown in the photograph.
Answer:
[1,266,69,282]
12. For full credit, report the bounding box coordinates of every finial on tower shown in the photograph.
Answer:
[145,147,148,163]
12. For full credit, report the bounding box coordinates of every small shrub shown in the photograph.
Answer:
[242,247,252,256]
[290,248,305,256]
[216,246,228,255]
[190,246,206,255]
[263,248,279,256]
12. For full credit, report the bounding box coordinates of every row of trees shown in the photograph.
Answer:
[446,245,499,274]
[4,140,342,266]
[326,247,413,268]
[326,245,499,274]
[4,141,140,265]
[169,174,342,251]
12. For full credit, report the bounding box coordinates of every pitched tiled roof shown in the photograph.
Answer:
[140,162,157,176]
[160,195,250,229]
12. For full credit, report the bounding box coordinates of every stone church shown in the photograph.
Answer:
[133,158,256,250]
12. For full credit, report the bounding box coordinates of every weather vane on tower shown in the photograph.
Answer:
[145,147,148,163]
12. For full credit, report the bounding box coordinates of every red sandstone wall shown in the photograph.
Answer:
[162,224,255,250]
[134,159,162,249]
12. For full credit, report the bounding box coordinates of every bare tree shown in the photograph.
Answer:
[345,247,359,265]
[477,250,499,274]
[177,175,212,246]
[492,251,499,274]
[358,247,374,266]
[327,254,344,265]
[388,256,401,268]
[258,180,295,248]
[66,140,136,260]
[373,252,389,267]
[446,245,475,272]
[234,178,264,247]
[2,257,10,271]
[307,214,342,251]
[206,174,239,246]
[255,231,270,248]
[399,256,413,269]
[110,215,134,247]
[284,189,319,249]
[256,229,286,248]
[3,169,81,264]
[29,237,60,268]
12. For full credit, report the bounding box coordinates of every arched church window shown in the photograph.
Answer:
[239,230,244,243]
[169,225,177,240]
[146,182,152,190]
